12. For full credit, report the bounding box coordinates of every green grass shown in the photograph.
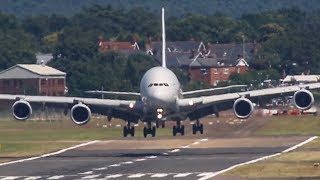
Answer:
[0,118,171,160]
[255,115,320,136]
[225,115,320,178]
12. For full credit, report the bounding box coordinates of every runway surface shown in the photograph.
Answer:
[0,136,311,179]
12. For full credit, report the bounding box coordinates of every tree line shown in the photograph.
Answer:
[0,5,320,95]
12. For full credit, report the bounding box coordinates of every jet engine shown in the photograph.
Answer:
[233,98,254,119]
[293,89,314,110]
[70,103,91,125]
[12,100,32,120]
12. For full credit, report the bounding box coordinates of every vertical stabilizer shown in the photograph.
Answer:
[162,8,167,68]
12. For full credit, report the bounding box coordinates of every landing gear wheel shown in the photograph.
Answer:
[200,124,204,134]
[143,127,147,138]
[181,125,185,136]
[123,127,128,137]
[130,126,135,137]
[152,127,156,137]
[161,121,165,128]
[192,124,196,134]
[173,126,177,136]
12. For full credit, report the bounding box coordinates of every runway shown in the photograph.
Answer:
[0,136,312,179]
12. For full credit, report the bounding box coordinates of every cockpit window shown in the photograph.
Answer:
[148,83,169,87]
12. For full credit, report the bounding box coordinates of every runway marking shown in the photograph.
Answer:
[104,174,123,178]
[181,145,190,148]
[0,177,20,180]
[23,177,42,180]
[47,175,65,179]
[92,167,108,170]
[78,171,93,175]
[134,158,146,161]
[197,172,215,177]
[109,164,121,167]
[192,141,200,145]
[0,140,101,167]
[81,174,101,179]
[169,149,180,153]
[150,173,168,177]
[121,161,134,164]
[173,173,192,177]
[127,173,146,178]
[145,155,157,159]
[198,136,319,180]
[162,152,168,155]
[200,138,208,142]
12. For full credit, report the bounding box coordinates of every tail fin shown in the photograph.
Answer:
[161,8,167,68]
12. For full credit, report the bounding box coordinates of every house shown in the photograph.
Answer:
[282,75,320,85]
[98,36,140,53]
[0,64,66,96]
[149,41,258,86]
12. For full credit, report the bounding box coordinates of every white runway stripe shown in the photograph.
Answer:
[173,173,192,177]
[127,173,146,178]
[0,140,101,167]
[0,177,20,180]
[104,174,123,178]
[150,173,168,177]
[23,177,42,180]
[81,174,101,179]
[198,136,318,180]
[47,175,65,179]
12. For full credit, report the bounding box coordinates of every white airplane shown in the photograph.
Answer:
[2,8,320,137]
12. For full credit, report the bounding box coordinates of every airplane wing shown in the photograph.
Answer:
[0,94,143,124]
[84,90,140,97]
[182,85,247,97]
[177,83,320,119]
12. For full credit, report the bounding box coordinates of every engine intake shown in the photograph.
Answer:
[70,103,91,125]
[233,98,254,119]
[293,89,314,110]
[12,100,32,120]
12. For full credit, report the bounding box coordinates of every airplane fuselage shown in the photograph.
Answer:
[140,66,181,116]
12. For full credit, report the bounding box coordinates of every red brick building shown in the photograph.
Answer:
[188,58,249,86]
[98,37,139,53]
[0,64,66,96]
[149,41,258,86]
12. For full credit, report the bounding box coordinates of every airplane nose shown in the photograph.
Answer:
[150,90,173,105]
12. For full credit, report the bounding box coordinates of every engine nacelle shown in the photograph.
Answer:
[70,103,91,125]
[293,89,314,110]
[12,100,32,120]
[233,98,254,119]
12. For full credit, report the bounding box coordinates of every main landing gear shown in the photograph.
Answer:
[143,122,156,137]
[192,119,203,134]
[173,120,184,136]
[123,122,135,137]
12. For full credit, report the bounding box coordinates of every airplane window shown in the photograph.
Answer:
[159,83,163,86]
[148,84,153,87]
[164,83,169,86]
[154,83,158,86]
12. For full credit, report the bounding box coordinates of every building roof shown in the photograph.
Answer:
[151,41,259,68]
[17,64,66,76]
[282,75,320,83]
[0,64,66,79]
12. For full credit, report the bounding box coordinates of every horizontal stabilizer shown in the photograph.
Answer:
[85,90,140,97]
